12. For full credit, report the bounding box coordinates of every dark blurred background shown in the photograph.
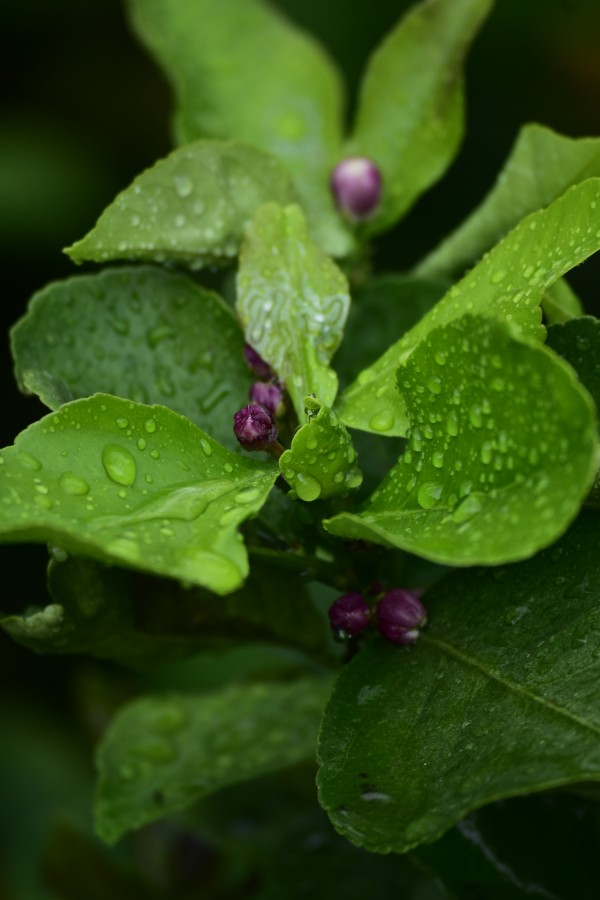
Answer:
[1,1,600,896]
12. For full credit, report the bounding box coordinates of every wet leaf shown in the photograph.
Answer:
[65,141,295,269]
[317,511,600,852]
[546,316,600,411]
[347,0,492,234]
[95,677,333,844]
[11,267,251,450]
[542,279,584,324]
[237,203,350,418]
[325,315,597,566]
[0,396,277,594]
[337,178,600,436]
[127,0,352,257]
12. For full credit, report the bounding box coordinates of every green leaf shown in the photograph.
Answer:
[11,266,251,450]
[317,510,600,853]
[126,0,352,257]
[279,397,362,502]
[337,178,600,436]
[325,315,597,566]
[347,0,492,235]
[237,203,350,418]
[95,677,332,844]
[65,141,296,269]
[542,278,584,324]
[0,396,277,594]
[1,555,331,667]
[417,124,600,279]
[546,316,600,411]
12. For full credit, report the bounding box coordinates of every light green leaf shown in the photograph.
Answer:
[11,267,251,450]
[1,555,330,667]
[95,677,332,843]
[317,510,600,853]
[237,203,350,418]
[542,278,584,324]
[279,397,362,502]
[337,178,600,436]
[325,315,597,566]
[65,141,296,269]
[126,0,352,257]
[347,0,492,234]
[0,396,277,594]
[417,124,600,279]
[546,316,600,411]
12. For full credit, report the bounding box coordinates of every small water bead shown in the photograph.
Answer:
[59,472,90,496]
[150,449,160,460]
[369,410,394,432]
[427,376,442,395]
[432,451,445,469]
[468,405,483,428]
[16,451,42,471]
[234,487,260,505]
[137,438,146,451]
[144,418,157,434]
[200,439,213,457]
[102,444,137,486]
[116,417,129,429]
[417,482,443,510]
[174,174,194,198]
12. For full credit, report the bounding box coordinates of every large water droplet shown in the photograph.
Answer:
[417,482,443,509]
[295,472,322,502]
[59,472,90,496]
[102,444,137,486]
[234,487,260,505]
[16,451,42,471]
[144,418,157,434]
[369,410,394,432]
[452,493,484,524]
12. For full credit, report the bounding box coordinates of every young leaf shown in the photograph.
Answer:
[279,397,362,502]
[325,315,597,566]
[0,396,277,594]
[126,0,352,257]
[417,124,600,279]
[237,203,350,418]
[95,677,333,844]
[546,316,600,410]
[337,178,600,436]
[11,267,251,450]
[65,141,295,269]
[317,510,600,853]
[346,0,492,235]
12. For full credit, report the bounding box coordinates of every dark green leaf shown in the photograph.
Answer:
[237,203,350,418]
[127,0,351,257]
[95,677,333,843]
[542,278,584,324]
[347,0,492,234]
[546,316,600,411]
[65,141,296,269]
[0,396,277,594]
[317,510,600,853]
[326,315,597,566]
[337,178,600,436]
[417,123,600,279]
[11,267,251,450]
[279,396,362,502]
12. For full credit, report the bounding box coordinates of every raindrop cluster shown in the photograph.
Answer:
[328,586,427,646]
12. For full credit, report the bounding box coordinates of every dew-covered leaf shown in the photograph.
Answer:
[95,677,333,844]
[126,0,351,257]
[237,203,350,418]
[1,554,330,667]
[279,397,362,502]
[11,267,251,450]
[0,396,277,594]
[417,124,600,279]
[65,141,296,269]
[325,315,597,566]
[542,278,584,324]
[546,316,600,411]
[317,510,600,853]
[337,178,600,436]
[346,0,492,235]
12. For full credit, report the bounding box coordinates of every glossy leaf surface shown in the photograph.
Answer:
[326,315,597,565]
[237,204,350,418]
[338,178,600,435]
[127,0,351,256]
[96,677,332,843]
[546,316,600,410]
[318,511,600,852]
[11,267,251,449]
[0,396,277,594]
[348,0,492,234]
[279,397,362,502]
[66,141,295,269]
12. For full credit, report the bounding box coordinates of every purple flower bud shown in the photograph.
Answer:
[376,589,427,645]
[249,381,284,416]
[330,156,382,220]
[233,404,278,452]
[243,344,273,380]
[328,593,371,638]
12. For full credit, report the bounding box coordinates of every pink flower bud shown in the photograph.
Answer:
[233,404,278,452]
[376,589,427,645]
[330,156,382,220]
[243,344,273,380]
[249,381,284,416]
[329,593,371,639]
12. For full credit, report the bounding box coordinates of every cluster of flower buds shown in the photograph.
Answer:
[233,345,285,455]
[328,587,427,646]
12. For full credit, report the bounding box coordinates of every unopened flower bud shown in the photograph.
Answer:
[243,344,273,380]
[249,381,284,416]
[330,156,382,220]
[329,592,371,639]
[233,404,278,452]
[376,589,427,645]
